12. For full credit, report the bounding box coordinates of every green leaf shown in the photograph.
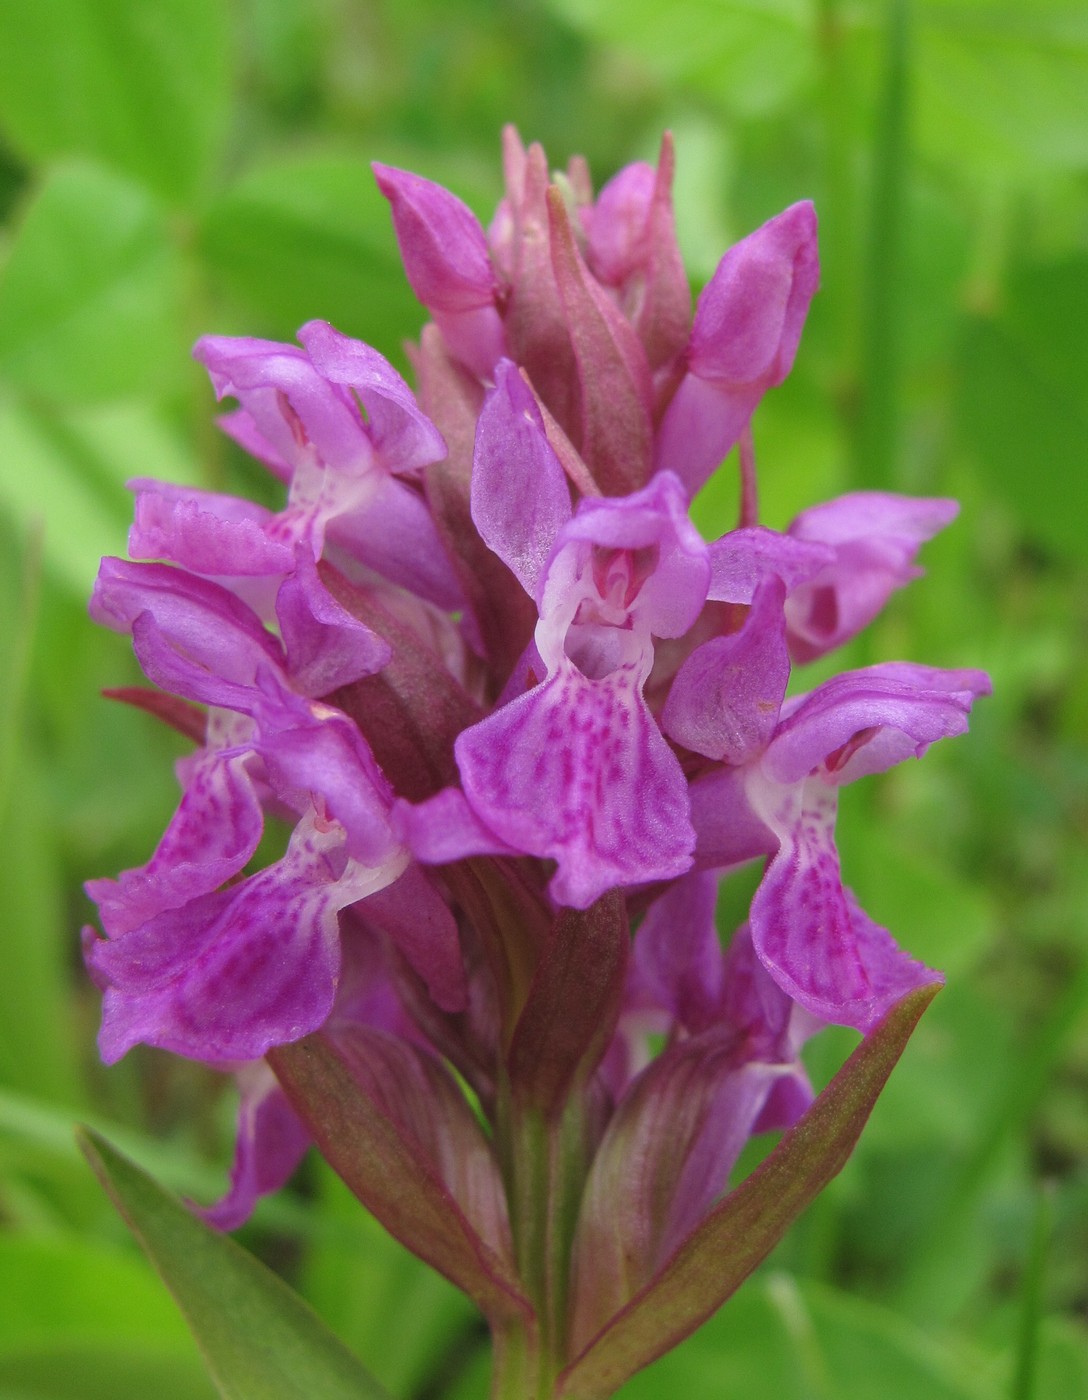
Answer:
[198,153,424,363]
[0,1343,217,1400]
[0,1235,199,1353]
[0,397,144,597]
[557,982,941,1398]
[0,0,231,203]
[0,162,186,404]
[1035,1318,1088,1400]
[913,1,1088,176]
[268,1033,533,1327]
[548,0,812,116]
[77,1127,392,1400]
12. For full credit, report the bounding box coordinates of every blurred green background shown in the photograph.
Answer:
[0,1,1085,1396]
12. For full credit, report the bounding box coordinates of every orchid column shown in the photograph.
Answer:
[83,129,989,1400]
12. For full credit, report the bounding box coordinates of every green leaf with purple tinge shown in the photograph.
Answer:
[557,981,941,1399]
[268,1032,534,1329]
[77,1127,390,1400]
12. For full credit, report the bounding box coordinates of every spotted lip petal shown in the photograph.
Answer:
[450,471,708,907]
[86,745,263,938]
[748,776,941,1031]
[739,663,991,1029]
[455,657,694,909]
[88,813,406,1065]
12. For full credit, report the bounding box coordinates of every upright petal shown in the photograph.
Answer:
[275,548,391,696]
[297,319,448,475]
[470,359,572,597]
[762,663,992,787]
[654,201,819,494]
[372,164,504,380]
[662,576,789,763]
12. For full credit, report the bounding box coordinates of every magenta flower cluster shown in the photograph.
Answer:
[84,130,988,1384]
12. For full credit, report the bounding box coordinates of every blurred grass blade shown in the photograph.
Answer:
[899,955,1088,1318]
[1010,1184,1054,1400]
[0,520,42,823]
[78,1127,392,1400]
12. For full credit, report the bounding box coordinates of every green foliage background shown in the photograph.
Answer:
[0,0,1085,1395]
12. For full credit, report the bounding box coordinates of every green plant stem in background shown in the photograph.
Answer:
[816,0,860,423]
[899,952,1088,1321]
[853,0,911,491]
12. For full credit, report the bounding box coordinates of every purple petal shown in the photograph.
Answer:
[275,550,391,695]
[688,201,819,386]
[556,471,710,639]
[91,559,284,707]
[654,201,819,493]
[327,472,465,611]
[371,165,504,379]
[662,576,789,763]
[763,664,992,787]
[747,774,940,1030]
[199,1063,310,1230]
[707,526,835,604]
[455,660,695,909]
[128,480,293,577]
[719,923,821,1064]
[393,787,520,865]
[653,372,761,495]
[786,492,960,660]
[632,870,723,1032]
[86,747,263,937]
[688,766,778,871]
[194,335,368,475]
[217,407,292,481]
[89,815,369,1063]
[254,706,400,868]
[584,161,657,286]
[360,863,467,1014]
[297,320,448,474]
[371,163,496,314]
[470,360,573,596]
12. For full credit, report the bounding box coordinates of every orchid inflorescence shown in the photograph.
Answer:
[83,129,989,1398]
